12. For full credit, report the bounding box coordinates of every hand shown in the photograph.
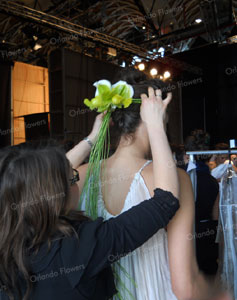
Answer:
[88,112,105,144]
[140,87,172,129]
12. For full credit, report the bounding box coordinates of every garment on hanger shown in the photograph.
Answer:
[186,160,197,201]
[211,162,233,181]
[219,172,237,299]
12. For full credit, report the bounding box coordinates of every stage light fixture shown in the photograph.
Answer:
[150,68,158,76]
[133,56,142,62]
[164,71,171,79]
[195,19,202,24]
[138,63,145,71]
[158,47,165,57]
[34,43,42,50]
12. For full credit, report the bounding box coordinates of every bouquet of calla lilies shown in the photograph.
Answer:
[81,80,141,220]
[84,79,141,112]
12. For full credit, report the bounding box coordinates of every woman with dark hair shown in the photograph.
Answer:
[0,89,180,300]
[184,129,220,275]
[69,70,228,300]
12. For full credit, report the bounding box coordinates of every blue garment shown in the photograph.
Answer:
[195,161,210,174]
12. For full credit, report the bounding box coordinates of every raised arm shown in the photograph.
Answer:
[66,113,104,169]
[140,87,179,198]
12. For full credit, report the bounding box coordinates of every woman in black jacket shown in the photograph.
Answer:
[0,87,179,300]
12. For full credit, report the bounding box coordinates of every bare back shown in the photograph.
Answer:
[99,156,154,216]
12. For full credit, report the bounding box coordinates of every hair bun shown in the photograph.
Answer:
[111,109,125,129]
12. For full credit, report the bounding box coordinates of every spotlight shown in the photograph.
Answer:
[132,56,142,65]
[158,47,165,57]
[164,71,171,79]
[195,19,202,24]
[150,68,158,76]
[33,43,42,50]
[138,63,145,71]
[160,75,163,80]
[142,26,146,30]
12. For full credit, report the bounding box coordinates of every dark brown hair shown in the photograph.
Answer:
[0,140,88,300]
[184,129,211,162]
[171,144,186,169]
[110,68,168,146]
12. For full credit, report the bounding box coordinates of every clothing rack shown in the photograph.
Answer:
[186,150,237,163]
[186,150,237,155]
[186,142,237,297]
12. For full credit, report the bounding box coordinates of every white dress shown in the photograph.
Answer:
[81,160,177,300]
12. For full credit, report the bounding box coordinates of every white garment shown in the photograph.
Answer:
[186,160,197,201]
[219,176,237,298]
[211,163,230,180]
[81,161,177,300]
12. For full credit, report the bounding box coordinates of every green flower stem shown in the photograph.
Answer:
[132,98,141,103]
[80,110,112,219]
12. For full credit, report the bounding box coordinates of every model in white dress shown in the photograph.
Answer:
[81,160,177,300]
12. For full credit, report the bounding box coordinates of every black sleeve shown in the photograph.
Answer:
[85,188,179,276]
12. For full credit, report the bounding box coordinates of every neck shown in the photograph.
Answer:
[112,139,147,161]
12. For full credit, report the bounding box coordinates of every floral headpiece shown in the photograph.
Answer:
[80,80,141,219]
[84,79,141,112]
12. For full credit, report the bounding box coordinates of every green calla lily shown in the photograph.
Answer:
[112,94,123,105]
[84,80,137,112]
[122,97,132,108]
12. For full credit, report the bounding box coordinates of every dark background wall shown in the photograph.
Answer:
[175,43,237,145]
[48,48,182,145]
[1,44,236,148]
[48,48,121,144]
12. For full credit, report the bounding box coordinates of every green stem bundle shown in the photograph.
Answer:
[79,110,111,219]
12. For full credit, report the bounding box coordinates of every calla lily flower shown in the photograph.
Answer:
[84,80,135,112]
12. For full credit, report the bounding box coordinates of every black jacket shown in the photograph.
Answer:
[0,188,179,300]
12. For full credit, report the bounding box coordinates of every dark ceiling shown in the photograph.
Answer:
[0,0,236,68]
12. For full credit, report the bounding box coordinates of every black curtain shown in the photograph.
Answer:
[175,43,237,145]
[0,62,12,148]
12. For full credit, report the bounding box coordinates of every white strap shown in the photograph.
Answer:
[138,160,152,174]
